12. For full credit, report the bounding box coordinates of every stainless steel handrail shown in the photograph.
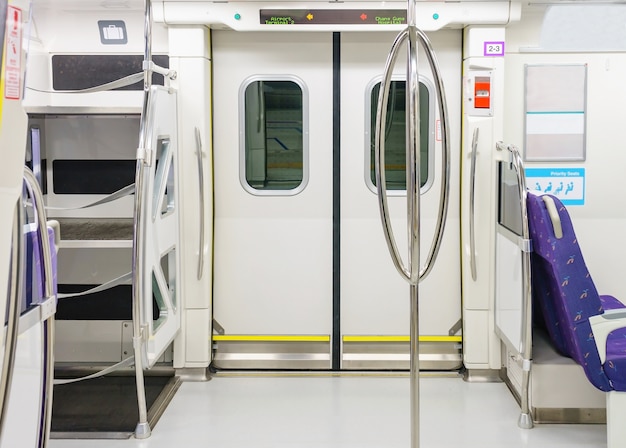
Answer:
[132,1,177,439]
[24,167,56,448]
[496,141,533,429]
[194,127,205,281]
[131,0,154,439]
[406,27,420,285]
[374,6,451,446]
[416,28,450,281]
[0,200,24,437]
[469,128,479,281]
[374,28,412,283]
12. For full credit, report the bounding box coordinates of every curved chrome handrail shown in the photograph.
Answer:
[496,141,533,430]
[469,128,479,281]
[195,127,205,280]
[374,28,412,283]
[0,199,24,437]
[23,167,56,448]
[374,31,451,286]
[415,28,451,281]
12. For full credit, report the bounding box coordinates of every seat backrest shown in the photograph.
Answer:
[527,192,612,391]
[24,225,57,310]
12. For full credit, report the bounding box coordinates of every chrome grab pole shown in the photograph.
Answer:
[469,128,479,281]
[374,23,421,448]
[0,200,24,438]
[373,2,451,447]
[405,29,421,448]
[496,142,533,429]
[23,167,56,448]
[131,0,154,439]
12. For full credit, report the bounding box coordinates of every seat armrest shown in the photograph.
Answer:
[47,220,60,254]
[590,310,626,364]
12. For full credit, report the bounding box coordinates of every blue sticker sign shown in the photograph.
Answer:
[525,168,585,205]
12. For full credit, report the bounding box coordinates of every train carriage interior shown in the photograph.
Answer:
[1,0,626,447]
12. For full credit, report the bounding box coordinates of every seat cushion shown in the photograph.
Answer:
[600,295,625,311]
[605,327,626,391]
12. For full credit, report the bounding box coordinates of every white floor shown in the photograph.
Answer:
[49,374,607,448]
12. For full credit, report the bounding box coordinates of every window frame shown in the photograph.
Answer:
[238,75,309,196]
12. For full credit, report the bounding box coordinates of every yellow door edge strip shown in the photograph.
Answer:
[342,335,462,343]
[213,335,331,342]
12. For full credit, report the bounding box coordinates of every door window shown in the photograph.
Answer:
[240,77,308,195]
[367,79,434,193]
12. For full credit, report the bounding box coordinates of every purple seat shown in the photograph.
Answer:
[527,192,626,392]
[24,225,57,312]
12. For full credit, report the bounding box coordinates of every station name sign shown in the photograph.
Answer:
[260,10,407,26]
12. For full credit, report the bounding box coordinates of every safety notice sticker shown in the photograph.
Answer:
[4,5,21,100]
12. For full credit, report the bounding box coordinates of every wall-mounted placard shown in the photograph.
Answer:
[524,64,587,161]
[525,167,585,206]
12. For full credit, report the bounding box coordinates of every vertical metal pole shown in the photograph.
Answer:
[375,3,450,448]
[409,272,420,446]
[131,0,153,439]
[406,0,420,444]
[406,29,421,448]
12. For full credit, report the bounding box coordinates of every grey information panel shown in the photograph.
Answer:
[524,64,587,161]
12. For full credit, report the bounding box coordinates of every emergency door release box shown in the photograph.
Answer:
[465,71,493,117]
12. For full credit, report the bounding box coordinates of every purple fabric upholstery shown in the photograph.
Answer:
[24,226,57,312]
[600,295,625,311]
[527,192,626,392]
[606,328,626,390]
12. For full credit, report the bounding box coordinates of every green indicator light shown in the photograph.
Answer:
[234,13,241,20]
[433,13,439,20]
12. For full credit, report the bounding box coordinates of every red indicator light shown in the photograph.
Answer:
[360,13,367,21]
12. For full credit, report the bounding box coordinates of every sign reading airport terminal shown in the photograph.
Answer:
[260,10,406,25]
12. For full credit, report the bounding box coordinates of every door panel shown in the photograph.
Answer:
[212,30,462,369]
[212,32,334,367]
[340,31,462,369]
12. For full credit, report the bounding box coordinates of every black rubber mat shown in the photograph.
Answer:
[51,375,174,437]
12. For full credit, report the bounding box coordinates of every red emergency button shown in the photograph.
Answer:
[474,76,491,109]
